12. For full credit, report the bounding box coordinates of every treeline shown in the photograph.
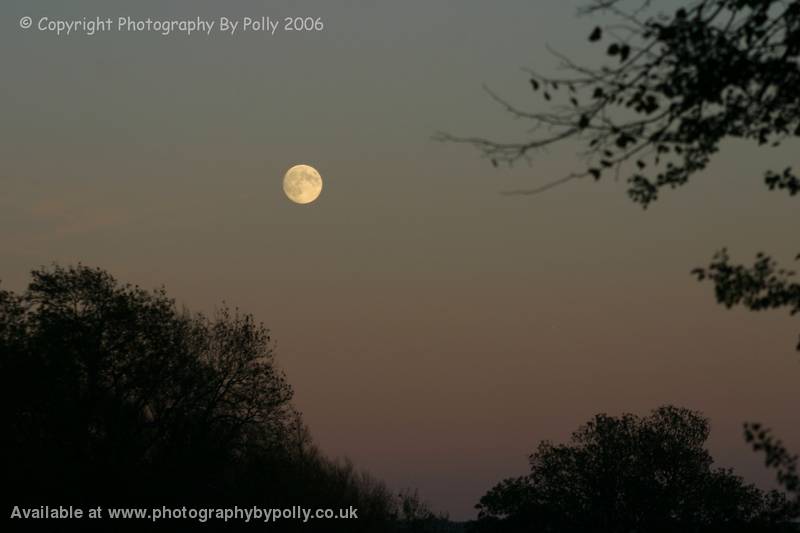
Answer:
[3,265,797,532]
[466,407,799,533]
[0,265,448,532]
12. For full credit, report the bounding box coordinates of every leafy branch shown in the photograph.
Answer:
[439,0,800,206]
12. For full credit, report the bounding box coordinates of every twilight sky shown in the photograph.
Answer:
[2,0,798,520]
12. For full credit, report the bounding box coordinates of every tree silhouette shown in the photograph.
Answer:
[0,265,406,531]
[439,0,798,349]
[469,406,796,533]
[441,0,799,502]
[395,489,454,533]
[2,265,291,502]
[441,0,799,204]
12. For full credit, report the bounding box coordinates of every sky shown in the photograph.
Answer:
[2,0,798,520]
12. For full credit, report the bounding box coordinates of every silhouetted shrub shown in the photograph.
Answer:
[469,406,798,533]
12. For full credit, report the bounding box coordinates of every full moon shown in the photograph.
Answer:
[283,164,322,204]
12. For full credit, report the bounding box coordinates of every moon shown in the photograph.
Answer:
[283,164,322,204]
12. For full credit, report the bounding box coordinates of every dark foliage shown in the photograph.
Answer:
[0,265,416,532]
[441,0,800,206]
[690,232,799,505]
[693,249,800,350]
[442,0,799,504]
[442,0,800,351]
[468,406,797,533]
[746,422,800,496]
[395,490,457,533]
